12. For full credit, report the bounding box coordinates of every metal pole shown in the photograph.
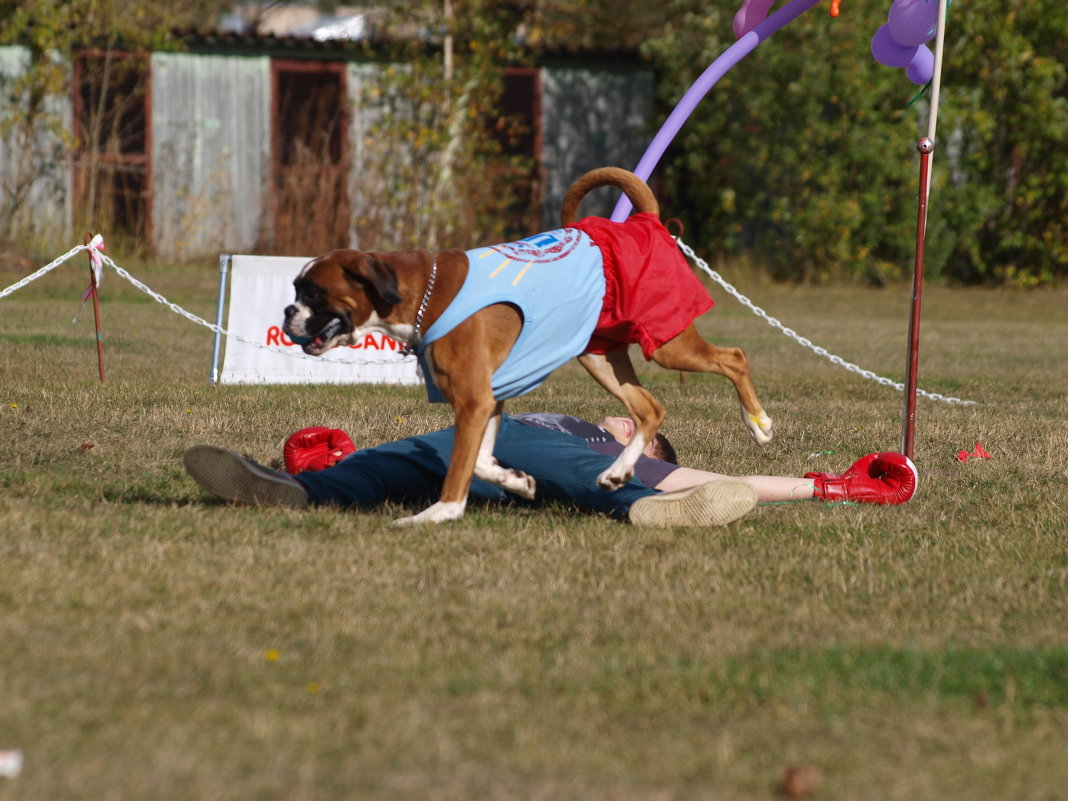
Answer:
[209,254,231,385]
[899,0,949,459]
[901,139,933,460]
[89,269,105,383]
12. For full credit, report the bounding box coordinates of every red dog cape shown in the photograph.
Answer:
[573,212,714,359]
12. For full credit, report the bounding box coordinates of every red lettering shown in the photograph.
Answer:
[342,333,404,350]
[266,325,295,347]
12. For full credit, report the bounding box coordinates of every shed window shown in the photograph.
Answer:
[73,51,150,245]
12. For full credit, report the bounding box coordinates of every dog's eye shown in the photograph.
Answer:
[295,278,322,299]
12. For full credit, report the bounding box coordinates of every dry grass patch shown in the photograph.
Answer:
[2,257,1067,800]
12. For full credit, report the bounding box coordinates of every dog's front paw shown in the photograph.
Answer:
[744,408,774,446]
[394,500,466,526]
[505,471,537,500]
[596,465,633,491]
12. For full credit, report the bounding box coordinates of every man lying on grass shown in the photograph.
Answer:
[183,412,917,527]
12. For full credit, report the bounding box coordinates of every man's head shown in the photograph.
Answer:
[598,416,678,464]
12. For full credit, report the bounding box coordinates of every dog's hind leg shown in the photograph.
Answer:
[651,323,773,445]
[473,403,537,499]
[578,349,665,490]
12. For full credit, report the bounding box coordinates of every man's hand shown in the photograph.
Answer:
[283,427,356,474]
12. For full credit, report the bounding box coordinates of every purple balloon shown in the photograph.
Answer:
[871,24,918,68]
[905,44,934,85]
[888,0,938,47]
[612,0,822,220]
[733,0,778,38]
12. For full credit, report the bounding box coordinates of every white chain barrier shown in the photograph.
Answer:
[104,253,411,366]
[2,237,980,401]
[0,239,407,366]
[0,242,94,301]
[675,237,979,406]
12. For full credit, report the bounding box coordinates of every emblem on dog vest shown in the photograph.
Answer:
[476,228,591,285]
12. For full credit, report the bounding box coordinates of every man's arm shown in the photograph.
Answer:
[654,465,816,502]
[653,466,734,492]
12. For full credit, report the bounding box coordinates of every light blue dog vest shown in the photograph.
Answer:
[416,228,606,401]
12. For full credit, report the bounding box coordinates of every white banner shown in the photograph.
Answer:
[219,255,422,385]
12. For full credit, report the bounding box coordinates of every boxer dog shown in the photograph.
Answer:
[284,167,772,525]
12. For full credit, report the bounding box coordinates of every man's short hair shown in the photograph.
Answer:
[651,432,678,464]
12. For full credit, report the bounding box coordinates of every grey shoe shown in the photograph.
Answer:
[184,445,309,508]
[628,480,757,527]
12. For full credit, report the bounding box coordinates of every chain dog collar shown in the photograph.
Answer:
[402,257,437,356]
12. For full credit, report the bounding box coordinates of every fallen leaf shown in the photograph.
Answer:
[780,764,821,799]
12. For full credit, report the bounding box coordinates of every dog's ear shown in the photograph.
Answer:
[362,257,403,306]
[340,255,402,307]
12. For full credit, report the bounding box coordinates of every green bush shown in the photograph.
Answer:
[642,0,1066,285]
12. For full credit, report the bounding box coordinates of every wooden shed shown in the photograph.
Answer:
[0,31,654,258]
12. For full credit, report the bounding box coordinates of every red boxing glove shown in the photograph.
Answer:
[283,427,356,474]
[805,452,918,505]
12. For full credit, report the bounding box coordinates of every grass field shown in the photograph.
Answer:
[2,251,1067,800]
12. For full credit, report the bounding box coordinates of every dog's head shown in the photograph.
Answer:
[283,249,403,356]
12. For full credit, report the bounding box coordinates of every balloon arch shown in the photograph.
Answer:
[611,0,950,459]
[612,0,944,220]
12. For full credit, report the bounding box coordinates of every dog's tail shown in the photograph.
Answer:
[559,167,659,225]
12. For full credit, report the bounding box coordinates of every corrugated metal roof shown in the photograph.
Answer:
[182,29,374,55]
[180,27,643,61]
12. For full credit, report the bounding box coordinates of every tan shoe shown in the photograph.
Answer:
[184,445,309,508]
[628,481,757,527]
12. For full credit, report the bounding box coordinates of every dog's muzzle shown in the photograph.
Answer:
[284,306,344,353]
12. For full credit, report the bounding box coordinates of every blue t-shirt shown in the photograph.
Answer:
[417,228,606,401]
[511,413,678,489]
